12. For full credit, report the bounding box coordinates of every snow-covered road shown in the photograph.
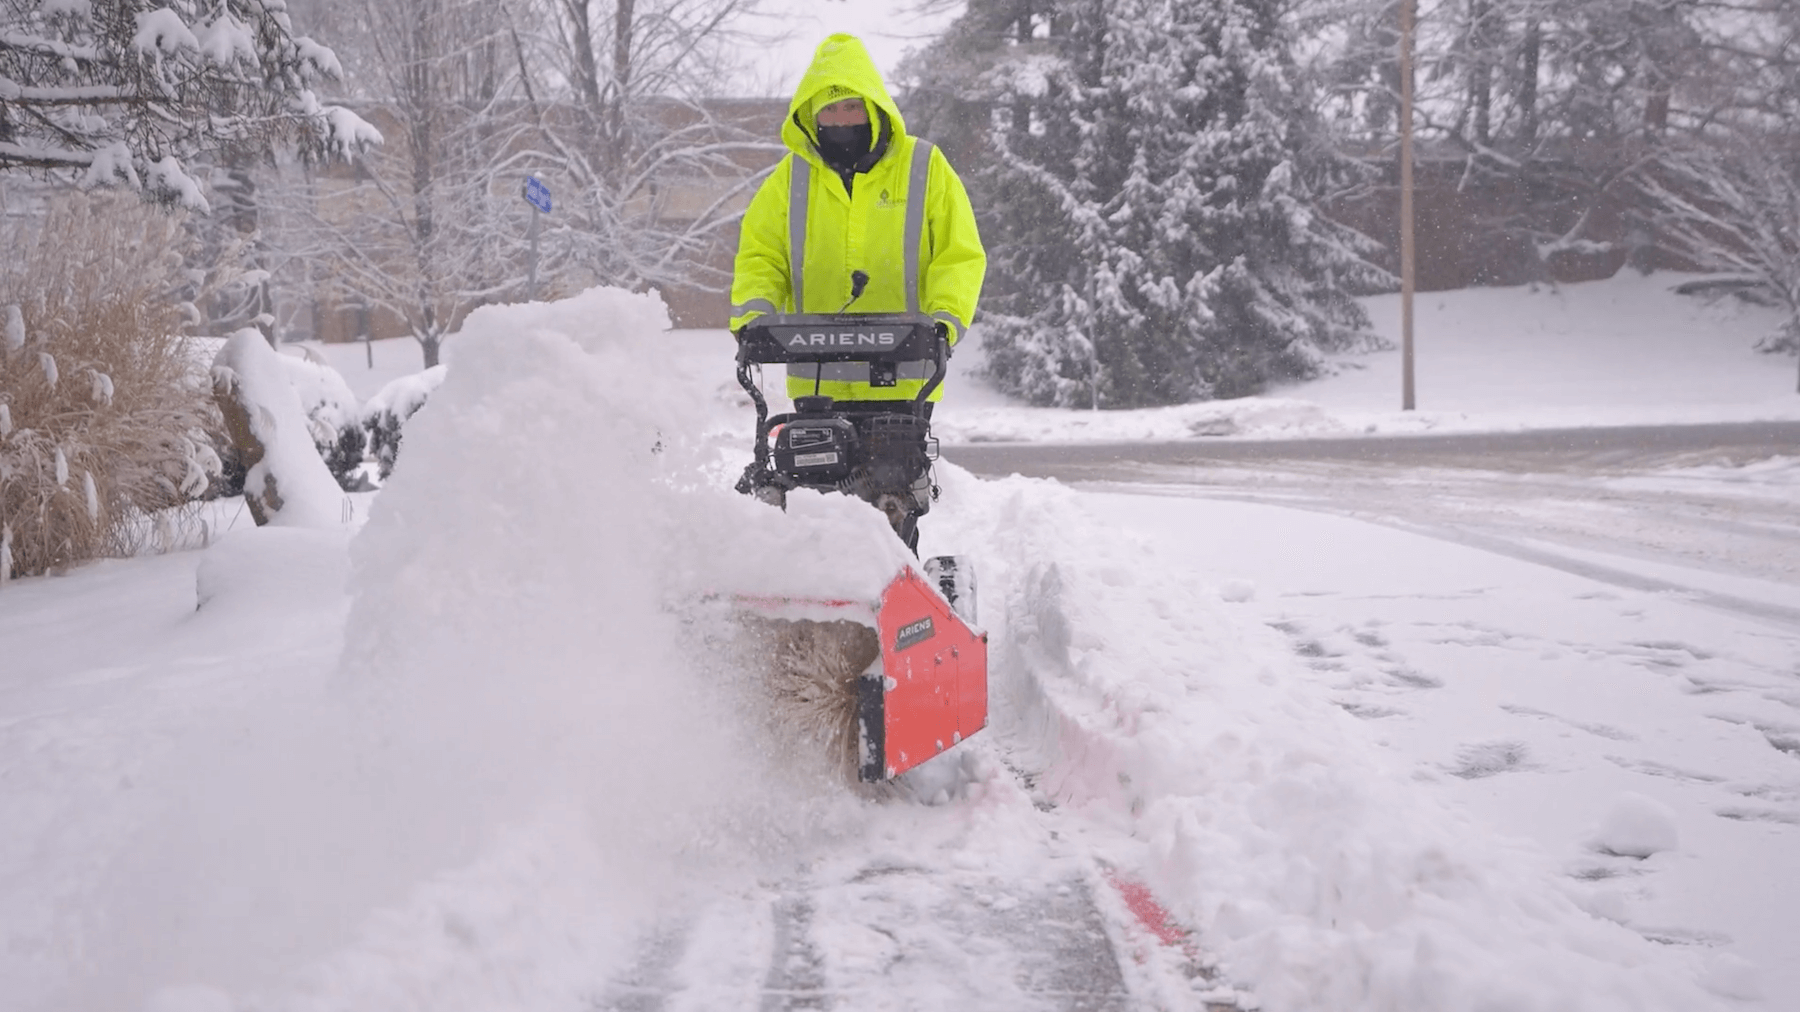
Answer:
[948,434,1800,625]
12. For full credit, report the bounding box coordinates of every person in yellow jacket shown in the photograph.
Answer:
[730,33,986,410]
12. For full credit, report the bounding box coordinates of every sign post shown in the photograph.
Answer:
[522,176,552,302]
[1399,0,1417,411]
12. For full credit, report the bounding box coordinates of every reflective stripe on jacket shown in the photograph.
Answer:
[730,34,986,402]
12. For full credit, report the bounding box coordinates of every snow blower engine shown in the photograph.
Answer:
[731,294,987,783]
[733,307,943,551]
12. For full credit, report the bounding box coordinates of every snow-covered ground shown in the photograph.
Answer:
[3,275,1796,1011]
[930,272,1800,441]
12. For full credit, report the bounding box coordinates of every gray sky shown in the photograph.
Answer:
[734,0,960,97]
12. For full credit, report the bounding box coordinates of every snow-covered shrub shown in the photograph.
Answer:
[362,366,447,480]
[209,331,348,528]
[324,424,370,490]
[275,349,369,491]
[0,194,222,580]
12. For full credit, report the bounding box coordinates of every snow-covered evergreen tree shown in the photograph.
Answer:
[975,0,1387,407]
[0,0,378,207]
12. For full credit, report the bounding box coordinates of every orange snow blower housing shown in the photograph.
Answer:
[733,311,987,781]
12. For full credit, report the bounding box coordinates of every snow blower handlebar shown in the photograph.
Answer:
[734,312,944,373]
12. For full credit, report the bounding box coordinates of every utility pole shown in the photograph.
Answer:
[1399,0,1417,411]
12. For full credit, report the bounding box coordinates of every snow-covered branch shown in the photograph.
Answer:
[1638,135,1800,364]
[0,0,378,207]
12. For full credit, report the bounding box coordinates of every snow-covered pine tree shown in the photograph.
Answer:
[0,0,378,207]
[977,0,1387,407]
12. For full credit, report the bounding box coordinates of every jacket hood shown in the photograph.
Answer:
[783,34,906,162]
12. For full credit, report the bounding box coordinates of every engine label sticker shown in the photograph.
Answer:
[896,616,935,651]
[794,451,840,467]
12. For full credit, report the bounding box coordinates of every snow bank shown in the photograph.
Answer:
[210,329,346,528]
[320,273,1799,454]
[928,466,1732,1012]
[1292,272,1800,433]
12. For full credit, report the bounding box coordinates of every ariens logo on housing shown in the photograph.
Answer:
[895,615,935,651]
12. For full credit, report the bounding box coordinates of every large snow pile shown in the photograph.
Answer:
[21,288,917,1011]
[288,286,909,1006]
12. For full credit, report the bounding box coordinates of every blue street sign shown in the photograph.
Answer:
[524,176,551,214]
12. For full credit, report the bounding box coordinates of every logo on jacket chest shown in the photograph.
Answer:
[875,188,905,210]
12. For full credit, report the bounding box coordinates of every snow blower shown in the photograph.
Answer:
[733,307,987,782]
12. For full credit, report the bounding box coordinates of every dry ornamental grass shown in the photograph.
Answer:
[0,194,222,581]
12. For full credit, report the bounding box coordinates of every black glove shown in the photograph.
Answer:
[934,321,952,356]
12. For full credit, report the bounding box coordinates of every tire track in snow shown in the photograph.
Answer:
[589,805,1157,1011]
[759,893,827,1011]
[1366,517,1800,633]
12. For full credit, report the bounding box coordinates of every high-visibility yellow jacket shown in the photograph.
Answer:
[730,34,986,402]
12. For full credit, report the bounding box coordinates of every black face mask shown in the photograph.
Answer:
[817,122,873,171]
